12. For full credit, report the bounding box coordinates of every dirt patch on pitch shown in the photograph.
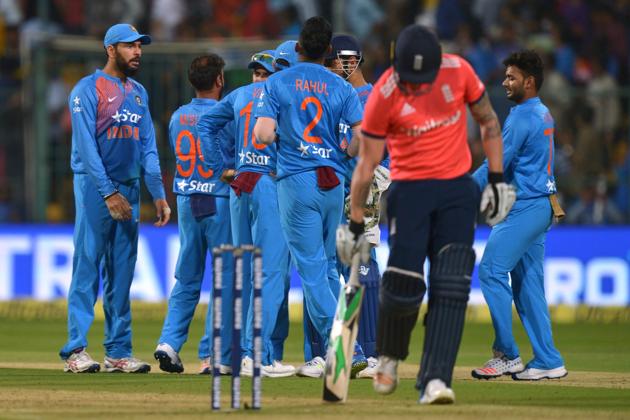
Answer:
[395,363,630,390]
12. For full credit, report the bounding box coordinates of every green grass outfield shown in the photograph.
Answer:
[0,302,629,419]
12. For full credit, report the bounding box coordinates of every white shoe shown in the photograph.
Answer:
[512,366,568,381]
[104,356,151,373]
[263,360,296,378]
[296,356,326,378]
[198,358,232,375]
[373,356,399,394]
[419,379,455,404]
[241,356,295,378]
[154,343,184,373]
[356,356,378,379]
[471,353,524,379]
[63,349,100,373]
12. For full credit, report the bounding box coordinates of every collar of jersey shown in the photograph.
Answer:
[518,96,541,107]
[95,69,128,85]
[355,83,373,94]
[191,97,218,105]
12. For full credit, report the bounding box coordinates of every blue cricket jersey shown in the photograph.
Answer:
[69,69,165,199]
[169,98,234,197]
[198,82,276,175]
[473,96,557,199]
[254,62,363,179]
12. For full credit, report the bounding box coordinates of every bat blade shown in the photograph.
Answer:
[323,253,364,403]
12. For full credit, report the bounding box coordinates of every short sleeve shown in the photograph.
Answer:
[461,57,486,104]
[253,78,279,120]
[361,69,395,139]
[341,86,363,127]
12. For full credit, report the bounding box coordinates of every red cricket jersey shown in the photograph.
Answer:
[361,54,485,180]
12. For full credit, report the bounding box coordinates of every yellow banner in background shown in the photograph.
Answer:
[1,301,629,324]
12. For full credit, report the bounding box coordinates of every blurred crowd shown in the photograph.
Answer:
[1,0,629,224]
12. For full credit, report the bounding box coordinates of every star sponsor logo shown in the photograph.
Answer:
[72,96,82,113]
[298,142,310,156]
[176,179,216,193]
[242,151,270,166]
[297,142,333,159]
[112,109,142,123]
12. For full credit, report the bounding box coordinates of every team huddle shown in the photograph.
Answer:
[61,16,568,405]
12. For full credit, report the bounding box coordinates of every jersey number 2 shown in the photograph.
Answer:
[301,96,323,144]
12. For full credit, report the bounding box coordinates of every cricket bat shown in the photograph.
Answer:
[323,252,364,403]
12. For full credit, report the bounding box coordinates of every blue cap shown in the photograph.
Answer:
[248,50,275,73]
[103,23,151,47]
[394,25,441,84]
[326,34,362,60]
[274,40,298,70]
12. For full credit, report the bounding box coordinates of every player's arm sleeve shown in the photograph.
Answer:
[472,114,528,191]
[360,75,392,139]
[70,86,117,198]
[218,121,236,170]
[253,80,279,120]
[139,93,166,200]
[198,93,236,170]
[342,87,363,127]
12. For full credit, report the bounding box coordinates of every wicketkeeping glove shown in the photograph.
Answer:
[336,220,371,266]
[480,172,516,226]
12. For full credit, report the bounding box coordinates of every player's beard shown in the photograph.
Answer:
[506,85,525,103]
[115,54,140,77]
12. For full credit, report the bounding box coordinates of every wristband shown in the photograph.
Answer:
[349,219,365,238]
[103,190,119,201]
[488,172,504,184]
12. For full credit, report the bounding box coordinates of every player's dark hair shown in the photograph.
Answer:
[503,50,544,91]
[188,54,225,91]
[299,16,332,60]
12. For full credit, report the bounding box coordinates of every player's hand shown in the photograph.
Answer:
[336,220,371,266]
[105,192,132,222]
[220,169,236,184]
[154,198,171,227]
[480,172,516,226]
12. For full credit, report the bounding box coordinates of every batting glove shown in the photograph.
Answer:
[336,220,371,266]
[480,172,516,226]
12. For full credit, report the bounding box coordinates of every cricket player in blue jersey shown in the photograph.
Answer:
[472,50,567,381]
[154,54,237,374]
[301,34,390,379]
[197,48,296,377]
[253,16,364,378]
[60,24,169,373]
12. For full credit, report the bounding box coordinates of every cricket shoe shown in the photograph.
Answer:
[241,356,296,378]
[154,343,183,373]
[104,356,151,373]
[198,358,232,375]
[471,353,524,379]
[63,349,100,373]
[373,355,399,394]
[296,356,326,378]
[351,354,368,379]
[512,366,568,381]
[356,356,378,379]
[419,379,455,405]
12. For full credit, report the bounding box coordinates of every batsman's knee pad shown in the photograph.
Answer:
[377,268,426,360]
[380,268,426,317]
[417,243,475,391]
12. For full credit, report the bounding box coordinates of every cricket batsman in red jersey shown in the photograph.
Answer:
[337,24,515,404]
